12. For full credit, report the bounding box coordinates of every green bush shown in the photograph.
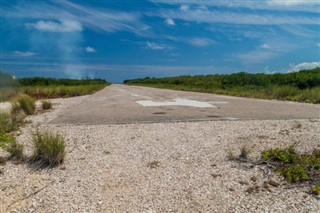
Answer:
[261,143,319,183]
[32,130,65,166]
[12,94,35,115]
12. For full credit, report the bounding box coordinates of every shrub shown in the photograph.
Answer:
[311,185,320,195]
[32,130,65,166]
[0,112,25,133]
[42,100,52,110]
[11,94,35,115]
[261,143,319,183]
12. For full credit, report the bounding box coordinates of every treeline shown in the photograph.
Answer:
[124,68,320,89]
[124,68,320,103]
[18,77,108,86]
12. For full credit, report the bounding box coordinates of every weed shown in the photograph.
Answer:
[211,173,222,178]
[5,140,24,160]
[148,160,161,169]
[227,149,235,160]
[41,100,52,110]
[311,185,320,195]
[261,143,319,183]
[239,146,251,159]
[32,130,65,166]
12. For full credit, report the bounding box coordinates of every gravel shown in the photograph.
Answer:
[0,96,319,212]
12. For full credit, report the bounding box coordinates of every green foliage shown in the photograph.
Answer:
[311,185,320,195]
[124,68,320,104]
[32,130,66,166]
[261,144,320,183]
[0,132,24,160]
[12,94,36,115]
[41,100,52,110]
[18,77,108,87]
[19,84,108,99]
[0,112,25,133]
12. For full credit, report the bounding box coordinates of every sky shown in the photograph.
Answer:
[0,0,320,82]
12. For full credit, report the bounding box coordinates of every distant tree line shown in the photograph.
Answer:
[0,72,109,87]
[124,68,320,89]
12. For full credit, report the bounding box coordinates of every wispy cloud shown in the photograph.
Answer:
[85,47,96,53]
[2,0,149,36]
[187,38,216,47]
[156,8,319,25]
[151,0,320,13]
[25,19,82,32]
[13,51,36,57]
[288,61,320,72]
[145,41,172,50]
[164,18,175,26]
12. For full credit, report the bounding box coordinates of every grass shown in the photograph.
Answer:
[11,94,36,115]
[0,132,24,160]
[41,100,52,110]
[32,130,66,166]
[1,84,109,102]
[0,112,25,134]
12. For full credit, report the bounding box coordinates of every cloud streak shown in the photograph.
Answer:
[25,19,82,32]
[2,0,149,36]
[13,51,36,57]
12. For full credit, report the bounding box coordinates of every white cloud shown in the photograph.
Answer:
[152,0,320,13]
[260,43,270,49]
[187,38,215,47]
[26,19,82,32]
[288,61,320,72]
[157,9,319,25]
[179,5,189,11]
[13,51,36,56]
[3,1,149,36]
[317,43,320,47]
[85,47,96,53]
[164,18,175,26]
[146,41,171,50]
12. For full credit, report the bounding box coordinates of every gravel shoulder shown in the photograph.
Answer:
[1,96,319,212]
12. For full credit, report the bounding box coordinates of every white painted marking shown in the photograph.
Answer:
[131,93,152,99]
[136,98,216,108]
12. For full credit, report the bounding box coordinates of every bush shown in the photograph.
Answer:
[261,143,319,183]
[42,100,52,110]
[11,94,35,115]
[32,130,65,166]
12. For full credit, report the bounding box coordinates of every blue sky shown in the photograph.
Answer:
[1,0,319,82]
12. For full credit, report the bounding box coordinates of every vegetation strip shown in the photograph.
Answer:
[124,68,320,104]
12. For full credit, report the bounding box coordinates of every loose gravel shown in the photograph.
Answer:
[0,96,319,212]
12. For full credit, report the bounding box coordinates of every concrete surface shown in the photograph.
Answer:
[50,84,320,124]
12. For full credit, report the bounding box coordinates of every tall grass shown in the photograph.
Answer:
[11,94,36,115]
[32,130,66,166]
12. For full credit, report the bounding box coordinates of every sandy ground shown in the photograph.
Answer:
[0,92,319,213]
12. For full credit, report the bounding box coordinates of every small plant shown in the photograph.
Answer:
[41,100,52,110]
[227,149,235,160]
[32,130,65,166]
[261,143,319,184]
[311,185,320,195]
[12,94,36,115]
[245,185,260,194]
[5,140,24,160]
[239,146,251,159]
[147,160,161,169]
